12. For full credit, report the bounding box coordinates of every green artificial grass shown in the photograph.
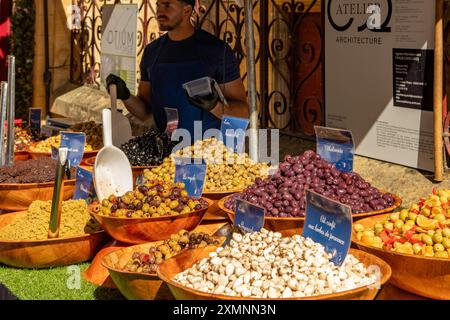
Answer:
[0,263,124,300]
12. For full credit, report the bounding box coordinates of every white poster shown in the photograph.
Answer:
[100,4,138,94]
[325,0,436,171]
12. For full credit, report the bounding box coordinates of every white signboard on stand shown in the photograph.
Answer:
[325,0,436,171]
[100,4,138,94]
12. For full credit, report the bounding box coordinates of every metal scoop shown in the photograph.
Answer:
[94,108,133,201]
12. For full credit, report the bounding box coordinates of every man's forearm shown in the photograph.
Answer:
[123,95,152,121]
[210,100,249,119]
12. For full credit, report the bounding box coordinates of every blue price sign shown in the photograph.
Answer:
[302,190,352,266]
[73,167,96,203]
[220,116,249,154]
[174,158,206,198]
[60,132,86,167]
[234,199,265,233]
[29,108,41,136]
[314,126,354,173]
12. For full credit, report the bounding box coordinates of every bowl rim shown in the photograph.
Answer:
[156,247,392,300]
[91,197,213,222]
[82,156,158,170]
[352,213,450,263]
[27,144,99,156]
[219,192,402,221]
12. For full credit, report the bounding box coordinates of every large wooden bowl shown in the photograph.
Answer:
[91,198,213,244]
[218,192,402,236]
[352,213,450,300]
[157,246,391,300]
[0,179,76,212]
[101,222,228,299]
[0,211,107,268]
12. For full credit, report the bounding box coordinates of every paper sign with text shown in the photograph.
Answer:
[302,189,352,266]
[315,126,354,172]
[73,167,96,203]
[174,158,206,198]
[234,199,265,233]
[60,132,86,167]
[220,116,249,154]
[29,108,41,136]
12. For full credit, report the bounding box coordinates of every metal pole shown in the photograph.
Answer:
[44,0,51,116]
[0,82,7,166]
[244,0,258,161]
[6,55,15,166]
[434,0,444,181]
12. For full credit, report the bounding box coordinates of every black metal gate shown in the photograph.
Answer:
[70,0,324,137]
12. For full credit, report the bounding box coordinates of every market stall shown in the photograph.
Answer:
[0,0,449,303]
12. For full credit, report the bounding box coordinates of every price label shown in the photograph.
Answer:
[60,132,86,167]
[315,126,354,173]
[234,199,265,233]
[220,116,249,154]
[29,108,41,136]
[73,167,96,203]
[51,145,59,160]
[302,190,352,266]
[174,158,206,198]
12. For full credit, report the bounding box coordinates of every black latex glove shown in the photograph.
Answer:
[184,79,220,112]
[106,74,131,100]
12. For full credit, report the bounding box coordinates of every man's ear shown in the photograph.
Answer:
[184,4,193,17]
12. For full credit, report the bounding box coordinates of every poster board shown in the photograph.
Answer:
[100,4,138,94]
[325,0,436,171]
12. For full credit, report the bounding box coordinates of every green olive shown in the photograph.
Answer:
[422,245,434,257]
[434,243,445,252]
[362,230,375,238]
[390,212,400,221]
[399,210,408,221]
[442,228,450,238]
[434,213,446,222]
[433,233,443,243]
[353,224,365,233]
[405,219,416,227]
[442,237,450,249]
[427,230,436,236]
[394,220,404,229]
[384,222,394,231]
[421,234,433,246]
[412,243,423,254]
[408,212,418,221]
[434,251,449,258]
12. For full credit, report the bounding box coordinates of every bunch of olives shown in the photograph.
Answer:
[354,189,450,258]
[69,121,103,150]
[96,180,208,218]
[143,138,269,192]
[123,229,220,273]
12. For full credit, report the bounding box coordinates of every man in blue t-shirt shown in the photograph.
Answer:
[106,0,248,138]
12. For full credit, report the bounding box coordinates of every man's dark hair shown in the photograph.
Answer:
[179,0,195,7]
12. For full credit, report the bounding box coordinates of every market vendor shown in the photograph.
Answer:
[106,0,248,138]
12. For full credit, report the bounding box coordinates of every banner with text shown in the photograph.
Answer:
[325,0,435,171]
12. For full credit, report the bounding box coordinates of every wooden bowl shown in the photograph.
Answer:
[101,222,229,299]
[91,198,213,244]
[156,246,391,300]
[0,179,76,212]
[14,151,30,161]
[352,213,450,300]
[0,211,107,268]
[218,192,402,236]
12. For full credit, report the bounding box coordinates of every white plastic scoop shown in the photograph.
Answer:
[109,84,132,147]
[94,108,133,201]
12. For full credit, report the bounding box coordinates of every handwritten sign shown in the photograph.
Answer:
[73,167,96,203]
[302,190,352,266]
[29,108,41,136]
[174,158,206,198]
[234,199,265,233]
[315,126,354,172]
[220,116,249,154]
[60,132,86,167]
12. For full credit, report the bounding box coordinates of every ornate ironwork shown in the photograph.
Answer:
[70,0,323,137]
